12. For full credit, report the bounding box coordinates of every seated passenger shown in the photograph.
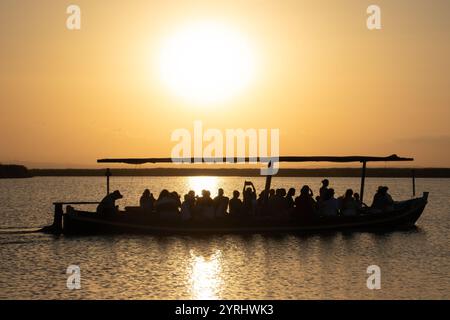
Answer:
[320,188,339,217]
[242,181,257,215]
[256,190,270,216]
[196,190,215,219]
[229,190,243,216]
[286,188,296,209]
[272,188,288,215]
[181,194,195,221]
[155,189,179,219]
[268,189,277,215]
[139,189,155,211]
[319,179,330,202]
[269,189,275,199]
[371,186,394,211]
[170,191,182,208]
[340,189,358,216]
[213,188,229,218]
[97,190,123,216]
[294,185,316,218]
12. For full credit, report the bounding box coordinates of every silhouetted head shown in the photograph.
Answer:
[218,188,224,196]
[201,189,207,197]
[143,189,150,197]
[301,185,310,195]
[322,179,329,187]
[159,189,169,200]
[111,190,123,200]
[188,190,195,198]
[287,188,295,197]
[269,189,275,197]
[233,190,240,198]
[354,192,360,201]
[345,189,353,198]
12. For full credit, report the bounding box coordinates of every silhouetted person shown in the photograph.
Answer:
[320,188,339,216]
[340,189,358,216]
[371,186,394,211]
[140,189,155,211]
[170,191,181,208]
[286,188,296,209]
[242,181,256,215]
[269,189,275,198]
[353,192,363,209]
[196,190,214,219]
[229,190,243,216]
[213,188,229,218]
[181,193,195,221]
[319,179,330,202]
[268,189,277,214]
[294,185,316,218]
[97,190,123,216]
[256,190,269,215]
[155,189,178,214]
[271,188,288,215]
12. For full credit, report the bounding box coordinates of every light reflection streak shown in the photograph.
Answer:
[188,249,223,299]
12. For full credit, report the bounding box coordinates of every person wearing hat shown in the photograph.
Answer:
[371,186,394,211]
[97,190,123,216]
[319,179,330,202]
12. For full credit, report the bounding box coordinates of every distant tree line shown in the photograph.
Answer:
[0,164,31,178]
[28,167,450,178]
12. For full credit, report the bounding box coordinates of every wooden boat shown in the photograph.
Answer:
[41,154,428,235]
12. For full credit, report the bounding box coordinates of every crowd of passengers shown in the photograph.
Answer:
[97,179,395,219]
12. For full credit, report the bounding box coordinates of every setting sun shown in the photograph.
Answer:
[159,21,256,105]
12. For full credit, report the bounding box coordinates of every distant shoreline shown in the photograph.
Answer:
[0,164,32,179]
[27,168,450,178]
[2,164,450,178]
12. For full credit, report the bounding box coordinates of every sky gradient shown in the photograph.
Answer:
[0,0,449,168]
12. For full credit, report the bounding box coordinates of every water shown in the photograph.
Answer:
[0,176,449,299]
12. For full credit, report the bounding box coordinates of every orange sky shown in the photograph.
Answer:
[0,0,449,168]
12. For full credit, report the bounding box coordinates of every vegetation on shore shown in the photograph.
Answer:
[0,164,31,178]
[29,167,450,178]
[2,164,450,178]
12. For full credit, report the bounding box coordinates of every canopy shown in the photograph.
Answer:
[97,154,413,165]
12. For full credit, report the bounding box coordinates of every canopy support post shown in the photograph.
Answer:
[360,161,367,203]
[106,168,111,195]
[53,203,63,234]
[263,161,272,205]
[412,169,416,197]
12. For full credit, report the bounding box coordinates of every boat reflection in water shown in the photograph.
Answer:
[188,249,223,299]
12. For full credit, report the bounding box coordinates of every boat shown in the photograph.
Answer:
[41,154,429,235]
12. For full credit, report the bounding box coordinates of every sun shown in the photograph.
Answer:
[159,21,256,105]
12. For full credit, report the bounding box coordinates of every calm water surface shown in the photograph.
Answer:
[0,176,449,299]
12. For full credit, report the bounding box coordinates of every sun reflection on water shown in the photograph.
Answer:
[187,176,219,196]
[188,249,223,299]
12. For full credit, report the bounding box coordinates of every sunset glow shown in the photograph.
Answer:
[159,21,256,105]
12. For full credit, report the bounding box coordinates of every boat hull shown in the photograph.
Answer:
[59,193,428,235]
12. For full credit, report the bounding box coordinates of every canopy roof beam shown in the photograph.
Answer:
[97,154,413,165]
